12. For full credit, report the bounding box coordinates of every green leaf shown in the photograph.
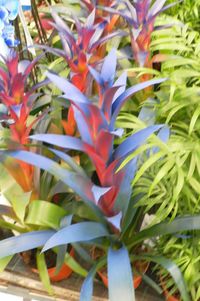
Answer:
[0,255,13,272]
[130,215,200,247]
[0,218,26,233]
[142,273,162,295]
[149,159,174,196]
[9,192,31,223]
[188,177,200,194]
[189,106,200,135]
[172,167,184,201]
[63,251,87,277]
[133,151,164,184]
[134,255,190,301]
[25,200,67,229]
[36,250,54,295]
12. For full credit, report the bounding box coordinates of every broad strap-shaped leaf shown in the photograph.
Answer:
[102,86,123,120]
[112,71,127,103]
[46,72,89,104]
[147,0,167,18]
[138,104,156,125]
[113,158,137,216]
[88,49,117,89]
[108,246,135,301]
[74,107,92,144]
[72,243,93,264]
[42,222,109,252]
[55,215,73,274]
[114,125,163,160]
[8,191,31,222]
[80,255,107,301]
[134,255,190,301]
[51,12,76,50]
[25,200,67,229]
[0,150,95,204]
[101,48,117,86]
[90,30,128,52]
[110,78,167,129]
[101,6,138,27]
[130,215,200,246]
[1,150,110,222]
[80,266,96,301]
[0,230,55,258]
[30,134,86,152]
[49,148,86,177]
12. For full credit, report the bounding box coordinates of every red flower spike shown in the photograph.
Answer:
[0,50,44,193]
[50,11,124,135]
[30,50,166,218]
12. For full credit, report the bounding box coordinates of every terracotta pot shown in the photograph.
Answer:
[98,260,149,289]
[23,248,75,282]
[47,250,74,281]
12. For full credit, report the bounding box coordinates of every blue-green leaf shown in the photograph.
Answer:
[108,246,135,301]
[42,222,109,252]
[0,230,55,258]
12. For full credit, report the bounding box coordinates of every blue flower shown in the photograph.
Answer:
[0,0,19,20]
[0,0,19,48]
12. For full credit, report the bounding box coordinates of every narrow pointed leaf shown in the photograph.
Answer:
[46,72,89,104]
[80,267,96,301]
[134,255,190,301]
[101,49,117,85]
[147,0,167,18]
[0,230,55,258]
[30,134,86,152]
[0,150,95,204]
[111,78,167,129]
[130,215,200,246]
[36,251,53,295]
[114,125,163,160]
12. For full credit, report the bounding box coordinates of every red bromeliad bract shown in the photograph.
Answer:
[50,10,124,135]
[30,50,167,227]
[0,50,45,193]
[103,0,178,68]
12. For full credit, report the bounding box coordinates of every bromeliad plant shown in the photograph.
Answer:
[103,0,178,68]
[81,0,119,35]
[49,10,124,135]
[0,49,46,195]
[102,0,180,101]
[0,49,196,301]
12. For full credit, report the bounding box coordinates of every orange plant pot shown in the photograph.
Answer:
[97,271,143,289]
[32,248,75,282]
[98,261,149,290]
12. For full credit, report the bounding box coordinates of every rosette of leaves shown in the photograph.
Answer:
[0,49,198,301]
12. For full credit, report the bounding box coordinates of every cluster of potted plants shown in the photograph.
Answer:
[0,0,200,300]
